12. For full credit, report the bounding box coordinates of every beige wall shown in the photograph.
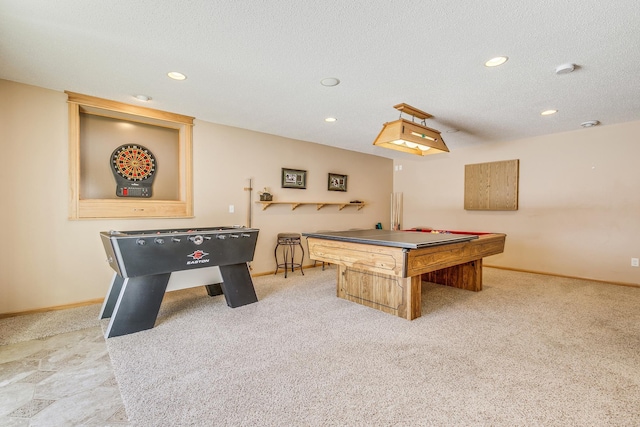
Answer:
[0,80,392,313]
[3,77,637,314]
[394,121,640,285]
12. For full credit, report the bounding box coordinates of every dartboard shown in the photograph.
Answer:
[110,144,157,198]
[111,144,156,181]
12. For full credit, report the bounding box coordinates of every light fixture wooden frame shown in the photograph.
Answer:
[66,91,194,219]
[373,103,449,156]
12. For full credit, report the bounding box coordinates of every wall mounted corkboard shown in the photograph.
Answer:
[464,159,519,211]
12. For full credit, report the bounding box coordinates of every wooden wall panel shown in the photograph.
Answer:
[464,159,519,211]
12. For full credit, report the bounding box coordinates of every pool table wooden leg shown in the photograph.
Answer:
[421,259,483,291]
[400,275,422,320]
[335,266,422,320]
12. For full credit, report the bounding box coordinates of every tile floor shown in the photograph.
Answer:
[0,326,130,426]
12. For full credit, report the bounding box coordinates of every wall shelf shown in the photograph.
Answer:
[255,201,365,211]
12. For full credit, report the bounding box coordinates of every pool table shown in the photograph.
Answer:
[303,229,506,320]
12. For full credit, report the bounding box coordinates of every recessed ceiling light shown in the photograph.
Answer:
[134,95,151,102]
[581,120,600,128]
[325,117,337,122]
[320,77,340,87]
[167,71,187,81]
[541,109,558,116]
[484,56,508,67]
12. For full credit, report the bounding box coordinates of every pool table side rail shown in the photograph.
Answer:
[306,233,506,279]
[306,237,407,277]
[406,233,506,277]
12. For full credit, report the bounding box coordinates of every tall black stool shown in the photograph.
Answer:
[274,233,305,278]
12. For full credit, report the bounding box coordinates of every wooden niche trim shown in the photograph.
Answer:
[66,91,194,219]
[464,159,519,211]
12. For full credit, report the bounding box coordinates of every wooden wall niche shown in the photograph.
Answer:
[464,159,519,211]
[67,92,194,219]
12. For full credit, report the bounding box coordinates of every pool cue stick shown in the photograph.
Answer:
[243,178,253,269]
[244,178,253,228]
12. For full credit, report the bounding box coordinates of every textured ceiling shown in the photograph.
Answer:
[1,0,639,159]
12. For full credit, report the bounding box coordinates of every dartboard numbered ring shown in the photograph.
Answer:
[111,144,157,181]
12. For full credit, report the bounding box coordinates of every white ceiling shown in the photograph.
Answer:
[2,0,639,159]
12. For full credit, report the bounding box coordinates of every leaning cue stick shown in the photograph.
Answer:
[244,178,253,228]
[244,178,253,269]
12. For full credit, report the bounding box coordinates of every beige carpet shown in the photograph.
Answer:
[0,304,101,346]
[102,267,639,426]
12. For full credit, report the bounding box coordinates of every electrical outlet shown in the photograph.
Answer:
[228,205,234,213]
[632,258,639,267]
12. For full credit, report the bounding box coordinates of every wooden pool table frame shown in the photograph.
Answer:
[306,233,506,320]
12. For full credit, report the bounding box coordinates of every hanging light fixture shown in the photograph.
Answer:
[372,103,449,156]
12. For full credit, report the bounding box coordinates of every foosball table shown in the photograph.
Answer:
[99,226,259,338]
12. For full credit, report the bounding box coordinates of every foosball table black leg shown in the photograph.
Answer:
[99,273,124,320]
[219,263,258,308]
[102,273,171,338]
[204,283,224,296]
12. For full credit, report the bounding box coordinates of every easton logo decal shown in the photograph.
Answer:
[187,250,210,265]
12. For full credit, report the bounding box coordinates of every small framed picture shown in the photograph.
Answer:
[328,173,347,192]
[281,168,307,189]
